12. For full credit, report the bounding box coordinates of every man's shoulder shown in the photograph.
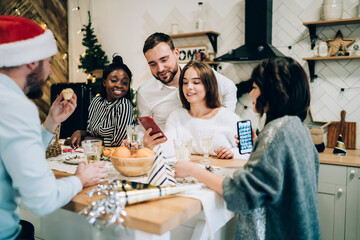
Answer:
[137,77,159,94]
[0,90,35,111]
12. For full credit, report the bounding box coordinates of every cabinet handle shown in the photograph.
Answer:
[337,188,343,196]
[350,170,356,178]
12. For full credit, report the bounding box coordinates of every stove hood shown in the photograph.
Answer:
[214,0,285,63]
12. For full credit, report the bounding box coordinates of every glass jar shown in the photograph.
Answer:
[323,0,343,20]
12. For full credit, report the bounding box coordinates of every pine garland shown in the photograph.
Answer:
[78,11,109,73]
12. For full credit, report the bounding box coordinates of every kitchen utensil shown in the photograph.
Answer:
[327,110,357,149]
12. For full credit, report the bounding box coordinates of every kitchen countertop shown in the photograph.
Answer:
[319,148,360,167]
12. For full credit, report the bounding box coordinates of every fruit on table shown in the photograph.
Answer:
[112,147,132,158]
[135,148,156,158]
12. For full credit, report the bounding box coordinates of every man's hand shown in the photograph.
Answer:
[75,161,108,188]
[43,93,77,133]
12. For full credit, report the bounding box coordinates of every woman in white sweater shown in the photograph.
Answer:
[144,61,242,159]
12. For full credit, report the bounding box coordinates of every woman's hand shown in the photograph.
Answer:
[214,146,234,159]
[142,128,167,150]
[235,126,257,148]
[75,161,108,188]
[121,139,140,149]
[175,160,198,178]
[70,130,84,149]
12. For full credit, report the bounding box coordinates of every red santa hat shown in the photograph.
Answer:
[0,15,57,68]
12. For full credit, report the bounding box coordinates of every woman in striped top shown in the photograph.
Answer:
[70,55,134,147]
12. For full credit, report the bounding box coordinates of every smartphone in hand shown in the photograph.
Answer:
[138,116,167,140]
[237,120,253,154]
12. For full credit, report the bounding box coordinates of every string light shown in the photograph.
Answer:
[72,6,80,11]
[77,29,82,34]
[316,74,360,93]
[62,53,68,60]
[41,23,47,29]
[14,8,21,15]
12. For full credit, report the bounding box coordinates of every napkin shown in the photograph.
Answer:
[147,152,176,186]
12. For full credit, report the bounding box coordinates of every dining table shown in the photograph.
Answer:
[21,149,248,240]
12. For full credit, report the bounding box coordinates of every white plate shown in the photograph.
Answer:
[63,155,86,165]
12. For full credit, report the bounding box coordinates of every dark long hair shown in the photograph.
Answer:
[100,54,132,101]
[179,61,221,110]
[143,32,175,54]
[251,57,310,124]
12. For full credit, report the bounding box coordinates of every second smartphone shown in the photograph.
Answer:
[237,120,253,154]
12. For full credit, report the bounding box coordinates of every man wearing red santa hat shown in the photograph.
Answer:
[0,16,107,239]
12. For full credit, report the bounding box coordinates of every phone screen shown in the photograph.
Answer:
[237,120,253,154]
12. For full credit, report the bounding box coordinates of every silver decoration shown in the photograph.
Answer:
[79,179,201,227]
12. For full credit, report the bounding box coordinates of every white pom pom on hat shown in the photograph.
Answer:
[0,15,57,68]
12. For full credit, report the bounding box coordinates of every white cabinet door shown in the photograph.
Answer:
[345,167,359,240]
[318,164,347,240]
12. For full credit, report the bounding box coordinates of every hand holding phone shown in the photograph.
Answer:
[138,116,167,140]
[237,120,253,154]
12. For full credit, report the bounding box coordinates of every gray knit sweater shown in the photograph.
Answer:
[223,116,321,240]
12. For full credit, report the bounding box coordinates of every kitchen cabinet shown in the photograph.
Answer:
[318,164,347,240]
[318,163,360,240]
[169,31,220,69]
[302,18,360,82]
[345,167,360,240]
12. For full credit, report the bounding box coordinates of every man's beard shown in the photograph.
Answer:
[26,61,47,99]
[155,65,178,85]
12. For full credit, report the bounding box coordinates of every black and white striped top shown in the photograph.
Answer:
[86,96,134,147]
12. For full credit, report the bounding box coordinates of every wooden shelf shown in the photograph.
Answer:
[303,56,360,82]
[169,31,219,39]
[303,55,360,61]
[303,18,360,49]
[170,31,219,53]
[203,61,219,65]
[303,18,360,82]
[303,17,360,28]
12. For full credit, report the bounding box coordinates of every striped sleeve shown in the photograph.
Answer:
[111,98,134,146]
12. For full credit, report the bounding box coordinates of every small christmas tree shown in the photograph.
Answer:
[78,11,109,74]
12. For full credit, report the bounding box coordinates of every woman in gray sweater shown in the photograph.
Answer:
[175,57,321,240]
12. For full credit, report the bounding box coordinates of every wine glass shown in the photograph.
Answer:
[199,130,213,164]
[126,124,140,149]
[174,138,192,161]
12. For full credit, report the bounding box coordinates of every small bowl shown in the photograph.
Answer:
[110,154,156,177]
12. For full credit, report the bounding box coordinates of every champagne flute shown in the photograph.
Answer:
[126,124,139,149]
[199,130,213,164]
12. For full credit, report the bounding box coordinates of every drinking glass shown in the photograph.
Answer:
[126,124,140,149]
[81,139,102,164]
[199,130,213,164]
[174,138,192,161]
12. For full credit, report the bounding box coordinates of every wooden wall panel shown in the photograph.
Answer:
[0,0,68,122]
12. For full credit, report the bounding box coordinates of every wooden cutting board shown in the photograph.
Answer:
[327,110,357,149]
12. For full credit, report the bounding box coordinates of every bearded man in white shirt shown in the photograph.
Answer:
[137,32,237,146]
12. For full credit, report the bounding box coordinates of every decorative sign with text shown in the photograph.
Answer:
[178,45,208,63]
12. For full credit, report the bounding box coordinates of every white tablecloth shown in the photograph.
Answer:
[47,149,239,239]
